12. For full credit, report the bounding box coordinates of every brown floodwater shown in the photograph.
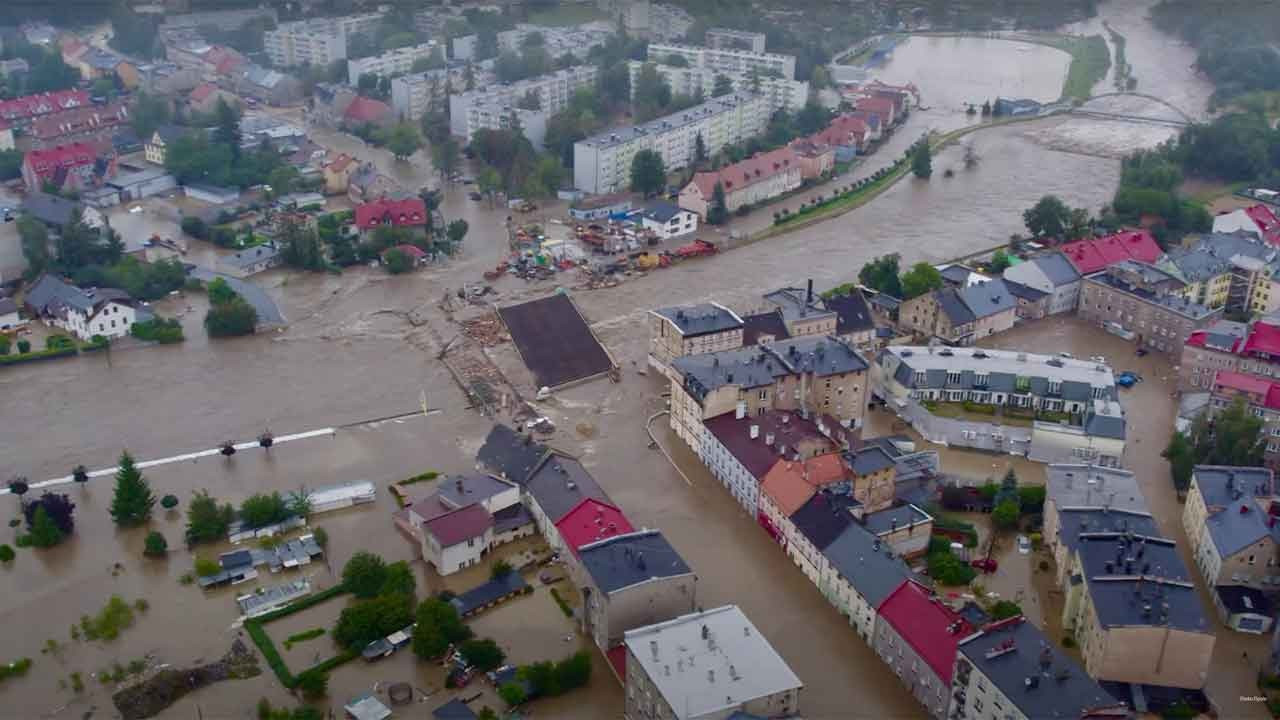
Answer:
[0,4,1236,718]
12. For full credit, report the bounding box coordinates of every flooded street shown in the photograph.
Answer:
[0,2,1242,718]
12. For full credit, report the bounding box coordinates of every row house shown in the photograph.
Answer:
[647,302,744,379]
[1210,371,1280,467]
[0,89,90,131]
[668,334,870,458]
[22,141,116,194]
[874,579,972,719]
[788,138,835,180]
[1182,466,1280,605]
[1160,231,1280,315]
[1078,260,1222,357]
[808,114,871,161]
[401,473,533,575]
[1180,316,1280,391]
[679,146,802,218]
[899,279,1018,346]
[626,58,809,114]
[1001,252,1082,316]
[700,408,838,517]
[1060,230,1163,276]
[27,102,130,150]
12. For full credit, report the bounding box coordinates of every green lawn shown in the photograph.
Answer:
[1033,34,1111,102]
[527,5,607,26]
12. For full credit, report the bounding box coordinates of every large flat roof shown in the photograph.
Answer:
[652,302,743,337]
[882,346,1117,389]
[497,293,613,388]
[577,93,760,151]
[1045,464,1147,514]
[623,605,802,719]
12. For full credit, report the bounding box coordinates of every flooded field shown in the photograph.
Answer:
[873,35,1072,108]
[0,1,1244,717]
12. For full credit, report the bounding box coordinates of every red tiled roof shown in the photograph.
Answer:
[325,152,355,173]
[204,46,245,76]
[555,498,634,556]
[189,83,216,102]
[606,645,627,682]
[1060,230,1161,275]
[0,89,90,122]
[877,579,971,685]
[810,114,869,148]
[24,141,102,182]
[789,138,832,158]
[384,243,427,260]
[1241,320,1280,358]
[423,502,493,547]
[355,197,427,229]
[689,146,799,198]
[855,95,895,116]
[1213,370,1280,411]
[760,453,848,518]
[704,410,833,480]
[343,96,392,125]
[30,102,129,141]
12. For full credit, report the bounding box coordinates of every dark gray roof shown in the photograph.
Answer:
[577,529,692,594]
[1055,508,1159,555]
[934,287,975,325]
[822,289,876,335]
[1205,496,1274,558]
[822,522,912,607]
[674,335,868,400]
[524,453,610,524]
[1193,465,1274,507]
[1197,320,1248,352]
[153,123,186,143]
[764,285,836,326]
[23,192,83,227]
[958,618,1119,718]
[791,491,856,550]
[1035,253,1082,286]
[492,503,532,534]
[432,699,478,719]
[939,264,974,285]
[435,473,515,508]
[1002,278,1048,302]
[1215,585,1271,616]
[224,244,280,269]
[1077,535,1208,633]
[862,503,930,536]
[957,279,1018,319]
[24,274,92,314]
[1087,268,1218,320]
[448,571,528,617]
[641,200,687,223]
[741,309,790,346]
[845,446,895,476]
[476,424,548,484]
[1083,411,1127,440]
[652,303,742,337]
[0,297,17,315]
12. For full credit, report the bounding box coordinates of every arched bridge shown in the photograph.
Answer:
[1076,91,1197,126]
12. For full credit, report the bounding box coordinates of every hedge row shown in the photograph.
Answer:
[253,583,349,623]
[244,583,352,688]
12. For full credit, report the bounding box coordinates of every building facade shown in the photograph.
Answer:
[574,93,769,194]
[1001,252,1081,315]
[648,42,797,80]
[627,59,809,113]
[1181,317,1280,391]
[264,13,382,67]
[680,147,802,217]
[449,65,598,140]
[576,530,697,652]
[347,42,440,85]
[648,302,744,378]
[873,580,971,719]
[1079,260,1222,357]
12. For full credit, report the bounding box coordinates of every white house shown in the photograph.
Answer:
[23,274,140,340]
[416,503,493,575]
[0,297,21,329]
[638,200,698,240]
[404,473,533,575]
[1002,252,1083,315]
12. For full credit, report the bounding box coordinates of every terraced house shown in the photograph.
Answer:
[1159,231,1280,315]
[1209,371,1280,468]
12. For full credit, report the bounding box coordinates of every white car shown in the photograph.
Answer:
[1016,535,1031,554]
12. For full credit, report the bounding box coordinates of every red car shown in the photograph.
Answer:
[971,558,998,574]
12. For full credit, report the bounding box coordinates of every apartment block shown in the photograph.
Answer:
[464,100,549,151]
[264,13,382,67]
[649,41,797,80]
[347,42,439,85]
[681,146,802,217]
[704,28,767,53]
[389,69,453,123]
[1180,316,1280,391]
[574,92,769,194]
[1210,372,1280,467]
[449,65,598,141]
[627,59,809,112]
[1078,260,1222,357]
[648,303,744,379]
[1182,465,1278,592]
[1160,231,1280,315]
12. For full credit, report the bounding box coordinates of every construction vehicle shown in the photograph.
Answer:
[670,239,718,260]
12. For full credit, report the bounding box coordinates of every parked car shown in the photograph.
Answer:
[469,192,483,201]
[970,557,998,574]
[1016,535,1031,554]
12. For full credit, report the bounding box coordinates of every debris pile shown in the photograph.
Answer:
[113,639,260,720]
[461,315,507,347]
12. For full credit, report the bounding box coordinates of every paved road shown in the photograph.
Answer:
[188,266,285,325]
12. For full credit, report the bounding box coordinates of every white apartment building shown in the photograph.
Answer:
[649,41,797,81]
[465,100,550,151]
[264,12,383,67]
[347,42,439,85]
[448,65,598,140]
[574,92,769,194]
[627,59,809,112]
[704,28,767,53]
[390,69,454,122]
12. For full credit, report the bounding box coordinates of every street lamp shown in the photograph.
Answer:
[258,431,274,449]
[220,442,236,457]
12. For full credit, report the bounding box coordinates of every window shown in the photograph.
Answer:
[947,371,961,386]
[758,389,767,401]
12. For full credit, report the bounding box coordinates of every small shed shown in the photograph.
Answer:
[344,693,392,720]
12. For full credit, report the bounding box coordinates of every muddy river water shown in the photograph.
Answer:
[4,2,1264,718]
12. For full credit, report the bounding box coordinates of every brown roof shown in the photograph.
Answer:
[423,503,493,547]
[689,146,799,198]
[704,410,833,479]
[325,153,355,173]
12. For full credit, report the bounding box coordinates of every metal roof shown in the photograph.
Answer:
[935,287,976,325]
[862,503,931,536]
[476,423,549,484]
[675,335,868,399]
[956,279,1018,319]
[845,445,895,476]
[821,522,912,607]
[882,346,1117,397]
[740,309,790,346]
[958,618,1119,719]
[652,303,743,338]
[1033,253,1082,286]
[622,605,802,719]
[578,529,692,594]
[1077,535,1207,633]
[1045,464,1147,514]
[524,453,611,524]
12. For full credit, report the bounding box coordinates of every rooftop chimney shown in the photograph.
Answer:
[806,278,814,304]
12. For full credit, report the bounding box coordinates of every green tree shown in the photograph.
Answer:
[447,219,470,246]
[992,499,1020,531]
[27,505,64,548]
[0,149,23,181]
[554,651,592,691]
[430,137,461,180]
[334,592,415,648]
[294,670,328,701]
[386,124,422,160]
[342,551,388,598]
[477,709,498,720]
[213,99,241,158]
[109,452,155,527]
[186,490,235,545]
[0,545,13,563]
[130,91,171,139]
[239,492,290,528]
[380,561,416,597]
[277,217,324,270]
[498,682,526,706]
[383,247,412,274]
[629,150,666,197]
[1162,430,1196,492]
[206,277,238,306]
[900,262,944,299]
[712,73,734,98]
[1165,398,1266,492]
[988,600,1022,620]
[858,254,904,298]
[633,63,672,121]
[1066,207,1093,241]
[459,638,505,672]
[490,560,513,580]
[1023,195,1072,239]
[205,299,258,337]
[694,132,707,164]
[989,250,1012,273]
[143,531,168,557]
[412,597,472,659]
[16,215,50,276]
[706,181,729,225]
[267,165,299,197]
[911,142,933,179]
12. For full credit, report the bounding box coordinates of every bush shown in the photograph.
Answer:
[205,298,258,337]
[499,682,526,707]
[0,657,33,682]
[383,247,412,274]
[992,499,1020,530]
[1039,560,1050,572]
[79,595,136,641]
[491,560,514,580]
[239,492,291,529]
[46,334,74,351]
[294,670,327,700]
[194,555,220,577]
[459,638,505,672]
[988,600,1022,620]
[161,494,179,509]
[1061,635,1075,648]
[334,592,414,649]
[143,531,168,557]
[342,552,388,599]
[131,317,185,344]
[927,551,976,586]
[0,545,13,562]
[180,216,208,240]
